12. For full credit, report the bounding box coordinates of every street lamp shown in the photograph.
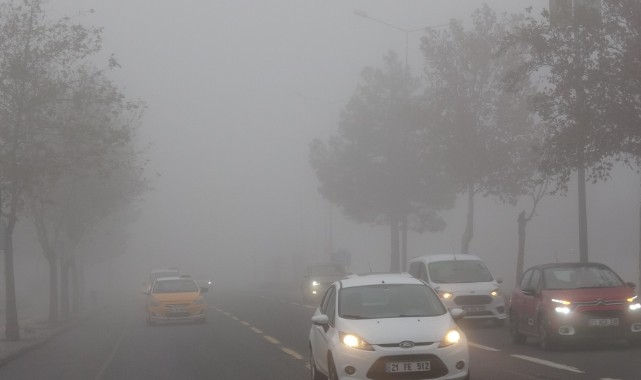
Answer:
[354,9,447,71]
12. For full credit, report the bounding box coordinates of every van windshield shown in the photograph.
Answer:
[428,260,494,284]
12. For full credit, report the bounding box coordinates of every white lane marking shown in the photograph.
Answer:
[468,342,500,351]
[511,354,584,374]
[601,378,623,380]
[240,320,251,326]
[263,335,280,344]
[94,319,131,380]
[250,326,263,334]
[281,347,304,361]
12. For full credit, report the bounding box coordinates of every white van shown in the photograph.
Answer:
[408,254,506,326]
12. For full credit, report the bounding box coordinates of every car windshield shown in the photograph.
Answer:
[151,271,179,281]
[428,260,494,284]
[310,264,345,276]
[339,284,446,319]
[152,279,199,293]
[543,266,624,290]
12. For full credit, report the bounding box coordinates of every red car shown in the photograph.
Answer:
[509,262,641,350]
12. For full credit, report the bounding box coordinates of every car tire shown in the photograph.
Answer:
[509,313,526,345]
[309,346,327,380]
[327,355,338,380]
[538,315,557,351]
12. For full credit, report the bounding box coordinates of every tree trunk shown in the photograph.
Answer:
[3,226,20,340]
[577,162,588,263]
[517,210,527,285]
[46,254,59,326]
[60,258,70,320]
[71,256,80,313]
[390,213,400,272]
[461,182,475,254]
[401,216,407,272]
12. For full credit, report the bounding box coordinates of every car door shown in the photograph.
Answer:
[312,285,336,375]
[520,269,542,335]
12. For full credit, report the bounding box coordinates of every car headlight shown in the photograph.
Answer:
[312,281,320,287]
[628,296,641,311]
[194,297,205,305]
[339,332,374,351]
[439,329,462,348]
[149,298,161,307]
[490,288,501,297]
[437,290,453,300]
[551,298,572,314]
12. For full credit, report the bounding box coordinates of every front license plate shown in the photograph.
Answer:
[385,361,430,373]
[463,306,485,312]
[589,318,619,327]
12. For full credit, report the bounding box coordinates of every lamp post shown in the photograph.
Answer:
[354,9,446,71]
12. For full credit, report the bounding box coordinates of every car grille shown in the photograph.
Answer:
[166,311,191,318]
[377,342,434,348]
[366,354,448,380]
[454,295,492,305]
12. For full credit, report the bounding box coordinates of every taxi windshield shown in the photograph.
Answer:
[152,279,199,293]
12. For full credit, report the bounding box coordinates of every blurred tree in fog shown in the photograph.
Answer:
[0,0,105,339]
[310,52,456,272]
[29,66,147,322]
[420,5,532,255]
[505,1,641,265]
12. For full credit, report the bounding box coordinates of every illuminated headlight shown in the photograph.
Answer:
[629,296,641,311]
[490,289,501,297]
[551,298,571,306]
[439,329,462,348]
[438,291,453,300]
[149,298,161,307]
[339,332,374,351]
[312,281,320,287]
[555,306,571,314]
[194,297,205,305]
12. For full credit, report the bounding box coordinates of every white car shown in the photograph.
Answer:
[408,254,507,326]
[309,273,469,380]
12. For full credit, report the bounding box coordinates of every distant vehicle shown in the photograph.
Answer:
[142,268,180,293]
[192,274,214,288]
[301,263,347,303]
[309,272,469,380]
[144,276,208,325]
[408,254,507,326]
[509,262,641,350]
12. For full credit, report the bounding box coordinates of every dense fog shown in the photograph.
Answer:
[2,0,640,316]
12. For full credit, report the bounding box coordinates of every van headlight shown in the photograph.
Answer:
[439,329,462,348]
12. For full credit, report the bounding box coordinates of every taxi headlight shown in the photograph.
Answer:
[339,332,374,351]
[439,329,461,348]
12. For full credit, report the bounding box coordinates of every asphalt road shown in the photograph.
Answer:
[1,287,640,380]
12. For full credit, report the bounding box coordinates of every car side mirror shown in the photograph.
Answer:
[450,308,466,321]
[311,314,329,326]
[495,277,503,284]
[627,282,636,290]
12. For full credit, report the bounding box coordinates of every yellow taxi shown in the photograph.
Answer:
[145,275,208,325]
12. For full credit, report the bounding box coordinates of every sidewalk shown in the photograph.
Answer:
[0,306,101,367]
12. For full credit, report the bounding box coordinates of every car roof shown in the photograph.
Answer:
[340,272,422,288]
[528,262,611,271]
[409,254,483,263]
[151,269,179,274]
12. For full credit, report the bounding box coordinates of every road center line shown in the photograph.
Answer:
[281,347,304,361]
[468,342,500,351]
[250,326,263,334]
[511,354,584,374]
[94,318,131,380]
[263,335,280,344]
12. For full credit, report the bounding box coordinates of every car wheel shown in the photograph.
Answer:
[309,346,327,380]
[509,313,526,345]
[327,356,338,380]
[538,315,556,351]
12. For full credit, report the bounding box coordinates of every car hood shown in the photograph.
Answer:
[431,281,498,294]
[152,292,201,303]
[338,313,456,344]
[544,287,634,302]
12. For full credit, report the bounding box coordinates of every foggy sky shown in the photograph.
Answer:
[31,0,641,292]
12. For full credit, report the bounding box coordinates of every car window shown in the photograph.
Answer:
[339,284,446,319]
[528,269,541,291]
[152,279,199,293]
[520,270,532,289]
[428,260,494,283]
[325,287,337,325]
[543,265,624,289]
[320,286,335,315]
[408,262,420,278]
